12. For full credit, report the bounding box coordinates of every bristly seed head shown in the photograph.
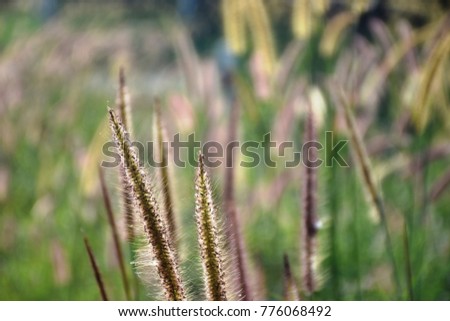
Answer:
[108,108,186,301]
[117,67,132,134]
[195,152,227,301]
[302,105,319,295]
[116,67,135,242]
[153,100,177,249]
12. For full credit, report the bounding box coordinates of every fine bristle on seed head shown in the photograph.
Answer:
[302,105,319,296]
[115,68,135,243]
[116,67,132,134]
[108,108,186,301]
[195,153,228,301]
[153,99,178,249]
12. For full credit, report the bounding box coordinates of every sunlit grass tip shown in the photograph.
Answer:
[195,152,228,301]
[108,108,186,301]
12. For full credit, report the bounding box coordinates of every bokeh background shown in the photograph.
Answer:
[0,0,449,300]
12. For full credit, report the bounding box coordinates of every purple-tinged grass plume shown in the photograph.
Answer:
[195,153,228,301]
[117,67,132,133]
[223,99,252,300]
[116,67,135,242]
[108,108,186,301]
[301,106,320,296]
[153,101,177,249]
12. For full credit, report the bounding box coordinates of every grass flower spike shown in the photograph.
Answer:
[108,108,186,301]
[153,102,177,248]
[195,153,228,301]
[302,106,319,295]
[116,68,135,242]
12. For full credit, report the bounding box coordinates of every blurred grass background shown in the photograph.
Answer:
[0,0,449,300]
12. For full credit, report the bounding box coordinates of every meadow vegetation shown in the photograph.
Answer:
[0,0,449,300]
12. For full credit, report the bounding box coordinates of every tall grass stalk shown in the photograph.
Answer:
[221,0,246,54]
[283,254,300,301]
[153,102,177,248]
[83,237,109,301]
[195,153,228,301]
[412,26,450,132]
[224,99,252,300]
[302,107,319,296]
[116,68,135,242]
[340,92,402,298]
[246,0,276,75]
[99,167,131,300]
[325,109,341,298]
[350,169,363,300]
[292,0,314,40]
[429,168,450,202]
[403,222,414,300]
[108,108,186,301]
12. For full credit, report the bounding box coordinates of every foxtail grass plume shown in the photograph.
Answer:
[412,31,450,132]
[292,0,330,40]
[117,67,132,133]
[108,108,186,301]
[292,0,314,40]
[195,153,228,301]
[246,0,277,76]
[339,93,383,222]
[301,106,320,295]
[83,237,109,301]
[116,68,135,242]
[98,167,131,300]
[153,101,177,248]
[283,254,300,301]
[221,0,246,54]
[319,12,355,57]
[312,0,329,14]
[349,0,370,14]
[221,0,276,76]
[339,91,402,298]
[224,99,252,300]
